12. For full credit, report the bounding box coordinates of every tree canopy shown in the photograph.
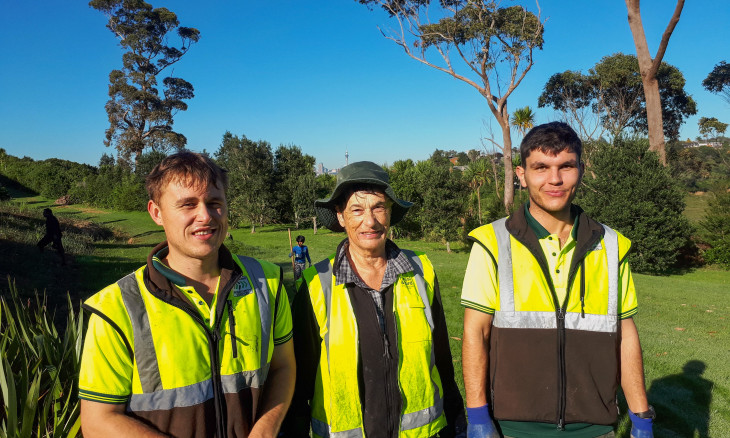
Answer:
[703,61,730,104]
[698,117,728,140]
[90,0,200,163]
[539,53,696,141]
[356,0,544,212]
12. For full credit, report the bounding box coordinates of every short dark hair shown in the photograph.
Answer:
[145,151,228,204]
[296,235,305,243]
[334,184,389,212]
[43,208,52,215]
[520,122,582,165]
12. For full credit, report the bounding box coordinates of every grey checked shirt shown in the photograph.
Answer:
[333,239,413,333]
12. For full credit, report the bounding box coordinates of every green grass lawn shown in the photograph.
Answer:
[2,194,728,437]
[684,192,709,224]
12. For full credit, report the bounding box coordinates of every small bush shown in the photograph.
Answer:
[578,137,694,274]
[698,188,730,268]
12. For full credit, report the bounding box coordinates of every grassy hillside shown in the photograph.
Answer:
[1,193,728,437]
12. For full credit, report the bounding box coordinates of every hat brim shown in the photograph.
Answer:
[314,178,413,232]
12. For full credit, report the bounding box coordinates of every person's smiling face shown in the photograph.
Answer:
[148,178,228,264]
[336,190,392,256]
[516,148,583,217]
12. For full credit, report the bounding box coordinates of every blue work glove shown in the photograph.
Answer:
[628,409,654,438]
[466,405,500,438]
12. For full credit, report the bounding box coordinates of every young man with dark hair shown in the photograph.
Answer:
[461,122,654,438]
[79,151,296,438]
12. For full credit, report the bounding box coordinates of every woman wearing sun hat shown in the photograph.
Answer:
[283,161,465,437]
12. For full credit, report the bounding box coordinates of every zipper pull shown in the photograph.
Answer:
[382,333,391,359]
[557,419,564,430]
[557,308,566,320]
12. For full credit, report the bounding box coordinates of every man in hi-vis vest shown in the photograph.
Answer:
[461,123,654,438]
[78,152,296,437]
[282,161,465,437]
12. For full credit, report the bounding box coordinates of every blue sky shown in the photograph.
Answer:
[1,1,728,170]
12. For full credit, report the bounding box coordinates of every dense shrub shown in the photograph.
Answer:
[698,188,730,268]
[578,137,694,274]
[388,158,469,245]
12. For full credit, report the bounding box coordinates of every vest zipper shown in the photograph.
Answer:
[580,260,586,318]
[150,271,242,438]
[382,304,396,437]
[227,299,238,358]
[557,307,566,431]
[154,298,227,438]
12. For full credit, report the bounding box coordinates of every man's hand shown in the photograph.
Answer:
[628,409,654,438]
[465,405,499,438]
[249,340,296,437]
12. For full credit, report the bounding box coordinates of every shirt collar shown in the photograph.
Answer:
[333,238,412,291]
[524,201,580,240]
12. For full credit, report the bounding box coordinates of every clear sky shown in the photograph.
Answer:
[1,1,728,170]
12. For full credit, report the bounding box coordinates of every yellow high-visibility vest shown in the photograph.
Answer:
[303,250,447,438]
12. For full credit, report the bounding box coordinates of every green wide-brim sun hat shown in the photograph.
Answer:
[314,161,413,232]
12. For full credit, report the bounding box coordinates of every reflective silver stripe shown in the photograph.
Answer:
[237,256,271,367]
[493,311,617,333]
[400,249,443,430]
[400,250,434,330]
[220,364,271,393]
[401,387,444,430]
[315,258,334,364]
[492,218,515,312]
[128,379,212,411]
[118,273,162,393]
[311,417,364,438]
[601,225,619,315]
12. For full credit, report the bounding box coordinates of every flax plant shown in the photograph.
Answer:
[0,279,83,438]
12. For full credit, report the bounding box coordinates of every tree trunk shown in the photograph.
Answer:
[446,241,451,253]
[313,216,317,235]
[501,121,515,213]
[642,76,666,164]
[295,211,299,229]
[250,223,255,233]
[477,185,482,225]
[625,0,685,166]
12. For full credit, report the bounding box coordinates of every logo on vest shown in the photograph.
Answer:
[233,277,253,297]
[591,242,603,251]
[400,276,416,289]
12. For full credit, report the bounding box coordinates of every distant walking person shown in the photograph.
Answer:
[289,235,311,280]
[37,208,65,264]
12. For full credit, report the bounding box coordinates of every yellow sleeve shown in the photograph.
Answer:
[460,242,500,314]
[618,257,638,319]
[273,285,293,345]
[78,314,133,404]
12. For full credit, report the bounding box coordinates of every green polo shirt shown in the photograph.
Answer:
[499,204,614,438]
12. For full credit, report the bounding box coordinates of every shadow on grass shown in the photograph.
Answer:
[94,242,156,250]
[0,239,82,316]
[647,360,712,438]
[103,219,127,224]
[133,230,165,238]
[76,254,146,295]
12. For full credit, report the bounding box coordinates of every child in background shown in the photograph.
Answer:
[289,235,311,280]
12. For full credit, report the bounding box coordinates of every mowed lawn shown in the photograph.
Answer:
[4,195,729,437]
